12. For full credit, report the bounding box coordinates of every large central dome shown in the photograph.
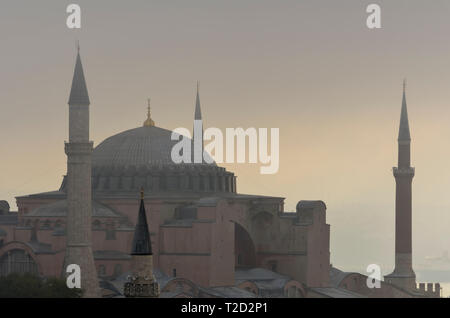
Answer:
[92,126,211,167]
[83,125,236,195]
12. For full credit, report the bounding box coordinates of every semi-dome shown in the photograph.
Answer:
[92,126,215,168]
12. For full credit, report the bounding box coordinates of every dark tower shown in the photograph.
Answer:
[124,189,160,298]
[385,80,416,291]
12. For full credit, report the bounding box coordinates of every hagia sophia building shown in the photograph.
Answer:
[0,49,442,298]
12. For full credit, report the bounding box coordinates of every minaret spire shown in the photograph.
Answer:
[131,188,152,255]
[68,48,90,105]
[124,189,159,298]
[398,78,411,141]
[193,81,203,163]
[195,81,202,120]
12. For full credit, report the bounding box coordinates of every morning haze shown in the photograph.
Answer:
[1,0,450,275]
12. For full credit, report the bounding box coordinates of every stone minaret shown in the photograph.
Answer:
[124,190,160,298]
[193,82,203,163]
[385,80,416,291]
[63,47,100,297]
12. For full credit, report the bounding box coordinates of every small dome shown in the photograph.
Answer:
[0,201,10,214]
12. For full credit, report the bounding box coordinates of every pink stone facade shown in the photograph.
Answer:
[0,195,331,292]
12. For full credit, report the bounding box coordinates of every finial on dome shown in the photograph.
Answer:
[143,98,155,127]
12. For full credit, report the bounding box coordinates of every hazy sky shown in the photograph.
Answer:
[2,0,450,274]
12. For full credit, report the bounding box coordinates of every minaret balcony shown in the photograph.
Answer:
[64,141,94,156]
[393,167,415,177]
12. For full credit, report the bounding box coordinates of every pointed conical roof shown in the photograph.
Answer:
[131,191,152,255]
[398,81,411,141]
[195,82,202,120]
[68,50,90,105]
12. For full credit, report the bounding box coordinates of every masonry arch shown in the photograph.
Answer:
[236,280,259,295]
[234,223,256,268]
[284,280,306,298]
[0,242,40,277]
[162,277,199,297]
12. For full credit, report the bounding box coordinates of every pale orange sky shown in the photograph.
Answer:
[2,0,450,275]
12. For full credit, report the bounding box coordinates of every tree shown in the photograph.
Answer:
[0,273,82,298]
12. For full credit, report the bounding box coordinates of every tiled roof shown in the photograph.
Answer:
[309,287,366,298]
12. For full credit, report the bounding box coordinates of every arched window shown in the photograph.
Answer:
[114,264,122,277]
[234,223,256,268]
[159,175,167,190]
[106,228,116,240]
[43,220,51,229]
[199,176,204,191]
[176,176,181,190]
[105,221,116,240]
[92,220,101,230]
[286,286,303,298]
[268,260,278,272]
[188,176,194,190]
[209,175,214,191]
[0,249,38,277]
[218,176,223,191]
[98,265,106,277]
[225,177,230,192]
